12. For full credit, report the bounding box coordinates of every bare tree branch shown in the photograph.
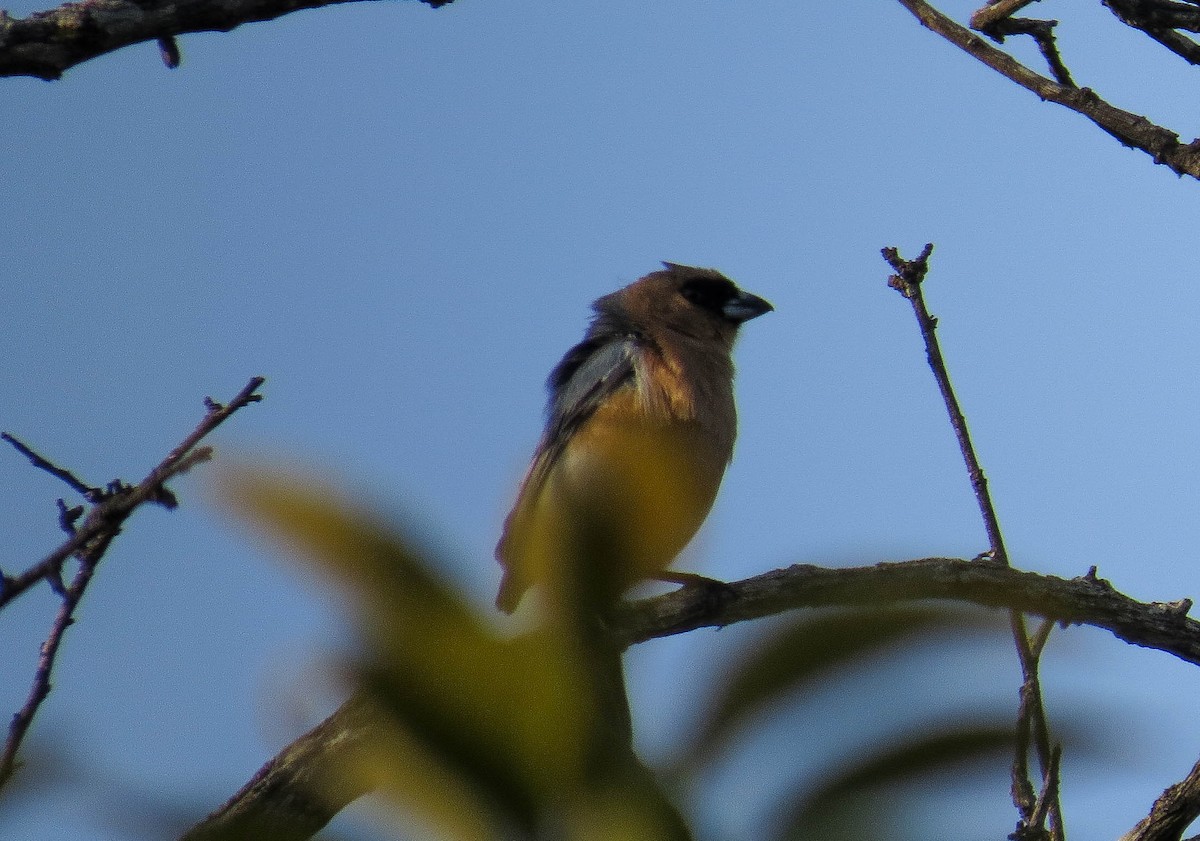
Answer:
[613,560,1199,661]
[884,244,1009,567]
[0,377,265,611]
[970,0,1041,32]
[0,376,266,789]
[884,244,1065,836]
[181,694,378,841]
[1,432,102,500]
[1103,0,1200,65]
[886,6,1200,832]
[1026,744,1064,841]
[1137,26,1200,64]
[0,0,454,80]
[968,1,1075,85]
[983,16,1075,87]
[895,0,1200,179]
[1121,755,1200,841]
[1105,0,1200,33]
[1009,616,1064,839]
[182,555,1200,841]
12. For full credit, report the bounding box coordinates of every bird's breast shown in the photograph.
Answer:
[544,388,729,580]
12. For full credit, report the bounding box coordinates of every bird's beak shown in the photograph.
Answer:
[723,291,774,323]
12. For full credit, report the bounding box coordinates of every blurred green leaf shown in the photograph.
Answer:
[562,763,693,841]
[222,467,465,627]
[682,607,1004,768]
[223,470,596,836]
[222,468,689,841]
[773,721,1016,841]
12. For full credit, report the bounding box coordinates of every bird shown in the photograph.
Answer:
[495,262,772,614]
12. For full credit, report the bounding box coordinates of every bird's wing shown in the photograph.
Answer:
[522,333,640,496]
[495,334,640,602]
[497,331,645,715]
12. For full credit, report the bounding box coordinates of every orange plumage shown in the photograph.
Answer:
[495,263,772,613]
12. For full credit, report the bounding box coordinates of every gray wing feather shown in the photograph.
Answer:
[545,337,638,449]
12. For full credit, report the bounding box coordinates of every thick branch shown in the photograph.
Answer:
[184,556,1200,840]
[181,695,378,841]
[1104,0,1200,33]
[1140,26,1200,64]
[612,559,1200,659]
[895,0,1200,179]
[1121,755,1200,841]
[1104,0,1200,65]
[970,0,1040,31]
[0,0,454,80]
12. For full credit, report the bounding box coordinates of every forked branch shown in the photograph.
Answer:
[0,376,266,789]
[895,0,1200,179]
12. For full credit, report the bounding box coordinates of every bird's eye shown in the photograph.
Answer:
[680,276,738,313]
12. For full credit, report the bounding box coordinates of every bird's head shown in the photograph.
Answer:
[600,262,773,346]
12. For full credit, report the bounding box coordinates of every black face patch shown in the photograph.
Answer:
[679,275,740,317]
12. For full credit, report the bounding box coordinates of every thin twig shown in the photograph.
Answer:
[1047,744,1065,841]
[1025,744,1063,840]
[883,244,1008,566]
[0,529,116,790]
[1012,670,1037,817]
[0,376,266,790]
[1010,616,1045,823]
[1012,613,1053,780]
[1010,613,1064,837]
[0,377,264,610]
[1008,619,1056,830]
[1,432,101,500]
[884,246,1064,837]
[1029,616,1054,657]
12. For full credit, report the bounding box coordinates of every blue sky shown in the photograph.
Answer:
[5,1,1200,838]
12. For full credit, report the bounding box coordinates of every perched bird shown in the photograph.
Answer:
[495,262,772,614]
